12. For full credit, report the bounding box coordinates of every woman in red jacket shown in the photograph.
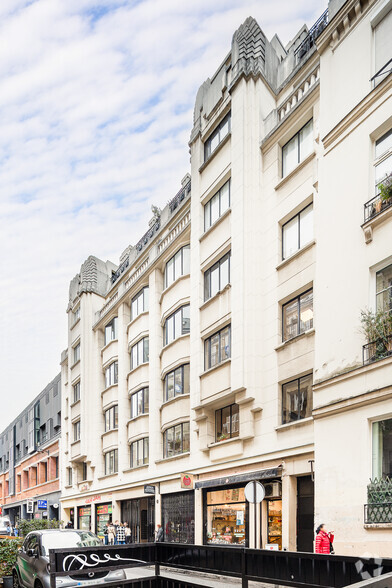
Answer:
[315,524,334,554]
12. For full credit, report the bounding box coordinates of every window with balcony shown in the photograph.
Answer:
[376,264,392,312]
[164,246,190,289]
[204,252,230,300]
[204,180,230,231]
[130,337,149,369]
[164,364,190,402]
[365,418,392,524]
[130,388,149,418]
[215,403,239,442]
[73,343,80,364]
[163,422,190,458]
[73,381,80,403]
[131,287,149,320]
[105,361,118,388]
[164,305,190,345]
[372,418,392,478]
[130,437,149,468]
[104,317,118,345]
[282,204,313,260]
[204,112,231,161]
[282,120,313,177]
[282,374,313,424]
[365,129,392,221]
[104,449,118,475]
[104,405,118,432]
[73,421,80,442]
[204,325,231,370]
[282,290,313,342]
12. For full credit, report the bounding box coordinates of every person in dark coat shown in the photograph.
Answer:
[155,524,164,542]
[315,524,334,554]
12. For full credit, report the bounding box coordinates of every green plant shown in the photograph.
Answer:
[0,538,23,577]
[378,172,392,202]
[18,518,61,537]
[360,308,392,343]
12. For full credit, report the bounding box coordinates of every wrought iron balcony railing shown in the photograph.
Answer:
[363,334,392,365]
[294,9,328,63]
[364,192,392,222]
[365,502,392,524]
[168,179,191,213]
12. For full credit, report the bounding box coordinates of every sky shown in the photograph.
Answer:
[0,0,327,432]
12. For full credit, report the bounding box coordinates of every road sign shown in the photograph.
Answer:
[244,481,265,504]
[37,500,48,510]
[144,485,155,495]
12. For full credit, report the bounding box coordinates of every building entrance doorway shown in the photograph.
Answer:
[297,475,314,552]
[121,497,154,543]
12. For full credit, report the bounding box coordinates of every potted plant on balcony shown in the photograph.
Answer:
[360,308,392,360]
[378,172,392,209]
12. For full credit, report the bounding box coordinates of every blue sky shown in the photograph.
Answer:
[0,0,326,432]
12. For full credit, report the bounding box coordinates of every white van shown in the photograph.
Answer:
[0,516,12,534]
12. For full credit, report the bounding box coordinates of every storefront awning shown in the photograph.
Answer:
[195,468,281,489]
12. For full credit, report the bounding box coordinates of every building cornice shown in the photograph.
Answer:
[313,385,392,419]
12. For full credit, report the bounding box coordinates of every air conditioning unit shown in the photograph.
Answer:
[264,481,282,499]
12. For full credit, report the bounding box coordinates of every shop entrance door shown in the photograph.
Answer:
[121,497,154,543]
[296,475,314,552]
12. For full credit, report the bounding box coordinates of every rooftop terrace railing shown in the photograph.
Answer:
[294,9,328,63]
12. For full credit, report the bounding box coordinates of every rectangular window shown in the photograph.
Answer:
[164,305,190,345]
[375,129,392,195]
[130,388,149,418]
[164,246,190,289]
[282,120,313,177]
[372,418,392,478]
[104,405,118,432]
[72,307,80,324]
[42,462,47,482]
[82,462,87,481]
[282,290,313,342]
[131,287,149,320]
[54,456,59,479]
[282,373,313,424]
[162,492,195,544]
[204,252,231,300]
[73,343,80,364]
[105,361,118,387]
[204,112,231,160]
[374,9,392,86]
[104,317,118,345]
[163,422,190,458]
[376,264,392,312]
[204,325,231,370]
[205,487,246,546]
[73,381,81,403]
[130,437,149,468]
[73,421,80,442]
[215,404,239,442]
[104,449,118,475]
[164,364,190,402]
[130,337,149,369]
[67,467,72,486]
[204,180,231,231]
[282,204,313,260]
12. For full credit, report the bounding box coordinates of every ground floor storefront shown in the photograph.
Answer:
[2,489,61,525]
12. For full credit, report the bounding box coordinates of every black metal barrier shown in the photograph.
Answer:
[49,542,392,588]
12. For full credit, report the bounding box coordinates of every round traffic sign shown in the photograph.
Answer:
[244,481,265,503]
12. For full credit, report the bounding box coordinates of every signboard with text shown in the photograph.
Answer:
[38,500,48,510]
[144,485,155,495]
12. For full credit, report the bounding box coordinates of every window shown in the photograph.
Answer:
[104,405,118,431]
[282,290,313,342]
[104,449,118,475]
[73,421,80,442]
[104,317,118,345]
[204,325,231,370]
[164,246,190,289]
[204,252,230,300]
[373,9,392,86]
[282,373,313,424]
[54,456,59,479]
[282,204,313,260]
[73,343,80,364]
[164,364,190,402]
[282,120,313,177]
[205,487,246,545]
[42,462,47,482]
[130,337,149,369]
[164,305,190,345]
[130,388,149,418]
[131,287,149,320]
[204,180,230,231]
[82,462,87,481]
[372,418,392,478]
[73,381,80,403]
[376,264,392,312]
[67,467,72,486]
[375,129,392,195]
[130,437,149,468]
[162,492,195,544]
[105,362,118,388]
[163,422,190,458]
[215,404,239,442]
[204,112,231,160]
[72,307,80,324]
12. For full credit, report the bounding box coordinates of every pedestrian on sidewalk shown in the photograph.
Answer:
[107,522,116,545]
[155,524,164,542]
[315,524,334,554]
[124,522,132,544]
[116,522,126,545]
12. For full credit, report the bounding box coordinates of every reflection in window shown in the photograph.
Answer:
[164,364,190,402]
[163,422,190,458]
[372,418,392,478]
[282,205,313,260]
[130,388,149,418]
[204,181,231,231]
[282,120,313,177]
[204,253,230,300]
[205,325,231,370]
[164,246,190,289]
[282,373,313,424]
[282,290,313,342]
[164,305,190,345]
[215,404,239,442]
[376,264,392,313]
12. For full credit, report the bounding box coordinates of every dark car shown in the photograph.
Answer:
[13,529,126,588]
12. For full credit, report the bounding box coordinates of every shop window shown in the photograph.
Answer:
[73,343,80,364]
[104,449,118,475]
[164,245,190,289]
[105,361,118,388]
[130,337,149,369]
[162,492,195,543]
[104,317,118,345]
[164,305,190,346]
[78,506,91,531]
[131,388,149,418]
[204,180,231,231]
[282,120,313,177]
[204,252,230,300]
[163,422,190,458]
[376,263,392,312]
[205,486,246,545]
[372,418,392,478]
[96,504,113,539]
[282,373,313,424]
[215,404,239,442]
[164,364,190,402]
[282,204,313,260]
[204,325,231,370]
[104,405,118,431]
[73,381,80,403]
[131,287,149,320]
[267,500,282,550]
[282,290,313,342]
[204,112,231,161]
[130,437,149,468]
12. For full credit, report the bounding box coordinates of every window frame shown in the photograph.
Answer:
[73,343,80,364]
[130,337,149,370]
[374,129,392,195]
[130,437,149,468]
[164,305,190,346]
[164,364,190,402]
[282,373,313,424]
[104,317,118,346]
[163,422,190,459]
[164,246,190,289]
[215,403,239,442]
[204,252,231,301]
[204,112,231,161]
[204,325,231,370]
[104,405,118,432]
[282,289,313,342]
[131,287,149,320]
[204,180,231,232]
[104,361,118,388]
[282,119,313,178]
[73,381,81,403]
[104,449,118,475]
[73,420,80,442]
[130,388,149,419]
[281,204,313,260]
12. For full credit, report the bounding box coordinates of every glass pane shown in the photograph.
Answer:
[220,254,230,288]
[220,116,229,140]
[215,410,222,442]
[299,120,313,161]
[210,264,220,297]
[204,201,211,231]
[166,257,174,288]
[220,181,230,213]
[105,324,111,345]
[105,411,109,431]
[220,326,231,361]
[210,131,219,153]
[282,135,297,177]
[204,269,211,300]
[175,368,183,396]
[131,345,137,369]
[143,287,149,312]
[174,310,182,340]
[137,391,143,415]
[375,153,392,189]
[165,316,173,345]
[174,425,182,454]
[114,362,118,383]
[182,305,190,334]
[210,333,219,368]
[299,205,313,248]
[210,193,219,225]
[114,406,118,428]
[221,406,231,439]
[183,364,190,395]
[167,372,174,400]
[300,291,313,333]
[174,250,182,281]
[282,380,299,423]
[231,404,239,437]
[376,129,392,159]
[282,216,298,260]
[182,422,190,453]
[144,388,149,413]
[131,394,138,418]
[166,428,174,457]
[131,298,137,319]
[299,374,313,419]
[143,338,149,362]
[283,299,299,341]
[143,438,149,464]
[182,246,190,275]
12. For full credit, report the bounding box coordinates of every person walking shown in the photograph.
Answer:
[103,522,109,545]
[155,524,164,542]
[315,524,334,554]
[113,520,120,545]
[107,522,116,545]
[124,522,132,544]
[116,522,126,545]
